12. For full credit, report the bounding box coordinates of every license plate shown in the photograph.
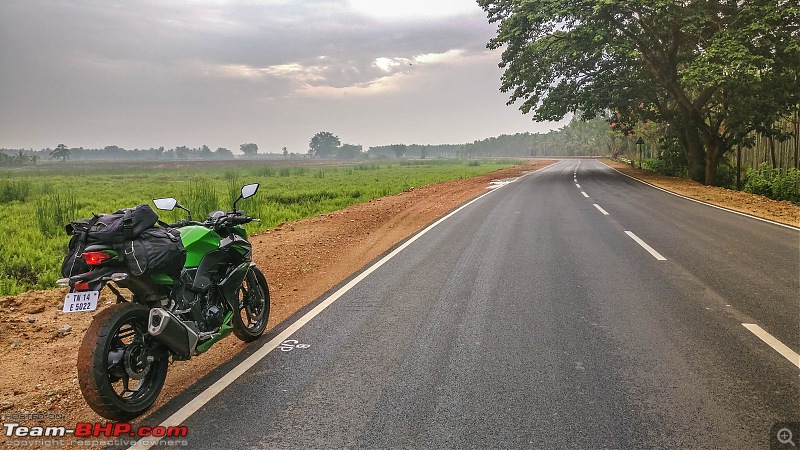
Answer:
[63,291,99,313]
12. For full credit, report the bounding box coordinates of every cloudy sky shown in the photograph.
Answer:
[0,0,566,153]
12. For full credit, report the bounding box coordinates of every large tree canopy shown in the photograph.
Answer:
[239,143,258,156]
[308,131,341,158]
[50,143,70,162]
[479,0,800,184]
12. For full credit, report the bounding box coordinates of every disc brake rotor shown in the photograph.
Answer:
[123,344,151,380]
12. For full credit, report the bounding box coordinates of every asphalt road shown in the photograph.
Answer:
[132,159,799,449]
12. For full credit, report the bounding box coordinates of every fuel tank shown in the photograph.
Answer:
[179,225,220,268]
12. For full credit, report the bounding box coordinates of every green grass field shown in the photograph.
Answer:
[0,159,517,295]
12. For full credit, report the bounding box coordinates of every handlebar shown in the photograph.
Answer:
[228,216,253,225]
[168,215,260,228]
[168,219,203,228]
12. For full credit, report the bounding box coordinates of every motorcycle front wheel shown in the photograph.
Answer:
[77,302,169,421]
[232,266,270,342]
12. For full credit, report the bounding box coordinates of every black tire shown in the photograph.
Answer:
[232,266,270,342]
[77,303,169,421]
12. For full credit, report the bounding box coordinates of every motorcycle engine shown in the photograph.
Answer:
[191,290,226,331]
[175,284,226,332]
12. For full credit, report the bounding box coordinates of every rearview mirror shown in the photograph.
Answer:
[153,197,178,211]
[241,183,259,199]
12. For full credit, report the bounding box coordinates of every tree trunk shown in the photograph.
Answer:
[769,135,777,168]
[736,143,742,190]
[705,142,720,186]
[795,109,799,170]
[678,126,706,183]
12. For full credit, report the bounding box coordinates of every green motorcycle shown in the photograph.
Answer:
[57,183,269,421]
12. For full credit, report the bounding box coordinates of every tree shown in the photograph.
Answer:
[50,143,70,162]
[215,147,234,159]
[337,143,362,159]
[14,150,29,166]
[479,0,800,184]
[390,144,407,159]
[308,132,340,158]
[240,143,258,157]
[175,145,190,160]
[282,147,288,158]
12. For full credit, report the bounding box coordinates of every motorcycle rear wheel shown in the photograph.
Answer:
[232,266,270,342]
[77,302,168,421]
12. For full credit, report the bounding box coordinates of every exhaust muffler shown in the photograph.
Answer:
[148,308,199,358]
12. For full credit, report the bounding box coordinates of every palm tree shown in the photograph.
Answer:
[15,150,29,166]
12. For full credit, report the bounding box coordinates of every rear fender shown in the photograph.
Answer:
[70,280,107,294]
[67,266,117,292]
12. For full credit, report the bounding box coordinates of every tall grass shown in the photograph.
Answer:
[0,159,518,294]
[183,180,219,219]
[226,176,241,206]
[0,179,33,203]
[35,190,79,235]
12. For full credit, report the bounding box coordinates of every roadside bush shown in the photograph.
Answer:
[643,142,687,178]
[743,164,800,203]
[715,160,737,189]
[771,168,800,203]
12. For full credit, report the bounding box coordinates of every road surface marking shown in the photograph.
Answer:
[593,204,610,215]
[126,165,533,450]
[576,183,581,188]
[581,191,589,198]
[624,231,667,260]
[742,323,800,369]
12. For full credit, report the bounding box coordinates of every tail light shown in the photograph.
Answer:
[82,251,114,265]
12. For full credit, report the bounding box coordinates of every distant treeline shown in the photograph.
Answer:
[0,145,243,164]
[3,115,796,176]
[3,131,598,166]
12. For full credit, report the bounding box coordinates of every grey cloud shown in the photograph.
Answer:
[2,0,494,87]
[0,0,557,150]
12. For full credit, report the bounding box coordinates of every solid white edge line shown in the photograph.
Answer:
[593,204,610,216]
[624,231,667,260]
[742,323,800,369]
[600,162,800,231]
[127,164,549,450]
